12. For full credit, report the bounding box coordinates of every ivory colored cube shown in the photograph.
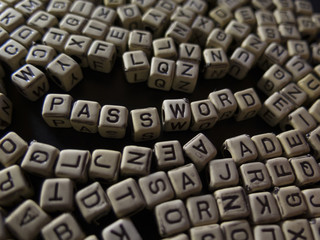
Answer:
[120,145,152,177]
[165,21,192,44]
[75,182,111,223]
[235,6,256,27]
[189,225,223,240]
[217,0,244,11]
[27,10,58,34]
[153,37,177,60]
[89,149,121,183]
[208,158,239,190]
[186,194,219,226]
[55,149,91,182]
[214,186,250,221]
[277,129,310,158]
[107,178,145,218]
[298,73,320,104]
[5,199,51,240]
[0,93,12,130]
[155,199,190,237]
[91,5,117,25]
[162,98,191,131]
[225,20,251,43]
[285,56,313,82]
[252,0,273,9]
[59,13,87,34]
[0,39,27,71]
[206,28,232,52]
[117,4,142,30]
[64,35,92,68]
[191,16,215,47]
[240,162,272,192]
[183,0,207,15]
[21,141,60,177]
[0,165,33,206]
[82,19,109,40]
[123,50,150,83]
[253,225,284,240]
[183,133,217,171]
[221,220,253,240]
[14,0,43,17]
[259,92,295,127]
[131,0,156,12]
[229,47,255,80]
[295,0,313,15]
[148,57,175,91]
[168,163,202,199]
[70,100,101,133]
[46,0,71,19]
[98,104,128,139]
[130,107,161,142]
[102,218,142,240]
[279,24,301,41]
[128,30,152,57]
[274,9,296,24]
[41,213,85,240]
[46,53,83,92]
[69,0,94,18]
[208,88,237,120]
[302,188,320,217]
[171,6,195,26]
[179,43,201,63]
[26,44,57,68]
[258,42,289,70]
[208,6,233,27]
[281,219,313,240]
[251,133,283,160]
[265,157,295,187]
[256,10,277,26]
[138,171,175,209]
[241,34,267,62]
[203,48,229,79]
[40,178,74,212]
[0,8,24,32]
[154,140,185,170]
[42,93,73,128]
[142,8,168,38]
[190,99,218,131]
[257,64,292,96]
[248,192,280,224]
[257,25,281,44]
[172,60,199,93]
[0,131,28,167]
[222,134,258,165]
[10,25,41,48]
[234,88,261,121]
[289,155,320,186]
[105,26,129,56]
[87,40,116,73]
[155,0,177,16]
[42,28,69,53]
[273,185,307,219]
[11,64,49,101]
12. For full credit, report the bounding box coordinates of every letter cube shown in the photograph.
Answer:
[234,88,262,121]
[14,0,43,17]
[298,73,320,105]
[208,6,233,28]
[82,19,109,40]
[162,98,191,131]
[153,37,178,60]
[70,100,101,133]
[42,93,73,128]
[221,220,254,240]
[11,64,49,101]
[59,13,87,34]
[10,25,41,48]
[241,34,267,63]
[191,16,215,47]
[142,8,168,38]
[102,218,142,240]
[147,57,175,91]
[46,53,83,92]
[280,81,307,107]
[105,26,129,56]
[154,140,185,170]
[206,28,232,52]
[98,104,129,139]
[26,44,57,69]
[27,10,58,35]
[170,6,195,26]
[258,42,289,71]
[251,133,283,160]
[208,88,237,120]
[128,30,152,58]
[155,0,177,16]
[130,107,161,142]
[265,157,295,187]
[172,60,199,93]
[64,34,92,68]
[0,39,28,72]
[0,8,24,32]
[46,0,71,19]
[225,20,251,43]
[5,199,51,240]
[190,99,218,131]
[257,25,281,44]
[69,0,94,18]
[203,48,229,79]
[165,21,192,44]
[42,27,70,53]
[190,225,223,240]
[117,4,142,30]
[229,47,255,80]
[179,43,201,63]
[91,5,117,25]
[87,40,116,73]
[122,50,150,83]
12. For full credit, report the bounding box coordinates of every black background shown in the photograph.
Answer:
[1,1,320,239]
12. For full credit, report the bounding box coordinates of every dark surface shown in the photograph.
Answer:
[1,1,320,239]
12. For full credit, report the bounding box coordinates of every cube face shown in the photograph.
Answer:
[5,199,51,240]
[142,8,168,38]
[265,157,295,187]
[64,35,92,67]
[59,13,87,34]
[122,50,150,83]
[91,6,117,25]
[209,88,237,120]
[191,16,214,47]
[154,140,185,170]
[206,28,232,52]
[190,99,218,131]
[148,57,175,91]
[46,0,71,18]
[165,21,192,44]
[105,26,129,56]
[203,48,229,79]
[82,19,109,40]
[87,40,116,73]
[11,64,49,101]
[27,10,58,35]
[285,56,313,82]
[10,25,41,48]
[102,218,142,240]
[0,8,24,32]
[229,47,255,80]
[40,178,74,212]
[42,93,74,128]
[117,4,142,30]
[153,37,177,60]
[171,6,195,26]
[26,44,57,68]
[69,0,94,18]
[277,130,310,158]
[251,133,283,160]
[172,60,199,93]
[234,88,261,121]
[42,28,70,53]
[98,105,128,139]
[46,53,83,92]
[0,39,28,72]
[128,30,152,57]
